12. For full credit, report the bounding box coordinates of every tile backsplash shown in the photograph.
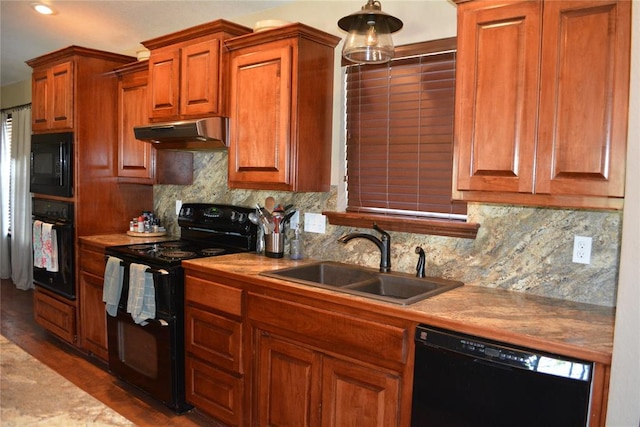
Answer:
[154,151,622,307]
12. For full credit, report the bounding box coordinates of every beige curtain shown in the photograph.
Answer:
[1,106,32,289]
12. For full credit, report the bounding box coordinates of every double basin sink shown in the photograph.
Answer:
[261,261,463,305]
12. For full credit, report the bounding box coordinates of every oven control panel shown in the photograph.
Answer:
[178,203,257,236]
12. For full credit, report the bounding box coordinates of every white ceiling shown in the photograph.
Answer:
[0,0,293,87]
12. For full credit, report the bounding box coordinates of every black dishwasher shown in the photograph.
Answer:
[411,325,593,427]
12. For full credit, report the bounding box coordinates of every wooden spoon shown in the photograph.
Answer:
[265,196,275,213]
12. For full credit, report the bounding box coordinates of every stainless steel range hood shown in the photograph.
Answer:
[134,117,228,150]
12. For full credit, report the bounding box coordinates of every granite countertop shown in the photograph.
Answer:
[182,252,615,365]
[78,233,178,248]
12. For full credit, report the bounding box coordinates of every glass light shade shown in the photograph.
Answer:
[338,1,403,65]
[342,15,395,64]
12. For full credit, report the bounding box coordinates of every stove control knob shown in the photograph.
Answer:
[237,212,247,224]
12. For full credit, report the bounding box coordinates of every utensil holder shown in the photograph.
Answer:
[264,232,284,258]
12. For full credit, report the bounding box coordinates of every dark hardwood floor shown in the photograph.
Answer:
[0,279,224,427]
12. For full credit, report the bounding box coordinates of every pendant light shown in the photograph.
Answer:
[337,0,403,64]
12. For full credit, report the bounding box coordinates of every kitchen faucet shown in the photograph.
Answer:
[338,223,391,273]
[415,246,426,278]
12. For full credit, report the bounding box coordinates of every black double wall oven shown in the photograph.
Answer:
[104,203,258,413]
[32,198,75,300]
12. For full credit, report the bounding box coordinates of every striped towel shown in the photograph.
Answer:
[126,263,156,325]
[102,256,124,317]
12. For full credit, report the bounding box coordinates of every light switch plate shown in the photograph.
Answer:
[304,213,326,234]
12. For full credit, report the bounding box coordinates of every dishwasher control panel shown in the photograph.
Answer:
[415,325,592,381]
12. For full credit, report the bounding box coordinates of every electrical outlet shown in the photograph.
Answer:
[176,200,182,215]
[572,236,592,264]
[304,213,326,234]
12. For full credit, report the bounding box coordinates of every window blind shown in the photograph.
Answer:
[345,50,466,219]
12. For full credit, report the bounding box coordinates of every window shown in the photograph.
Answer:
[326,38,479,238]
[1,114,12,233]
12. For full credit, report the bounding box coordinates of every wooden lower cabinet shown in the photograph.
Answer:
[184,274,245,426]
[254,331,322,426]
[78,271,108,360]
[33,287,76,344]
[183,271,412,427]
[248,293,409,427]
[77,242,108,361]
[321,356,401,426]
[254,330,401,427]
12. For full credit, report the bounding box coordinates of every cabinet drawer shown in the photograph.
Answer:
[185,305,242,373]
[248,293,408,369]
[185,275,242,316]
[79,248,106,277]
[186,356,243,427]
[34,287,76,344]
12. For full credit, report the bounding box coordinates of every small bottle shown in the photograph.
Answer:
[289,226,304,260]
[137,215,145,233]
[129,220,135,232]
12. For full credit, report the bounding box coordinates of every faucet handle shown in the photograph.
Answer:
[415,246,426,278]
[373,223,389,239]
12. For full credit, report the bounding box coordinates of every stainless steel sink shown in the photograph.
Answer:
[260,261,463,305]
[260,262,377,287]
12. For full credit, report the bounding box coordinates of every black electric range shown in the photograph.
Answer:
[103,203,258,413]
[109,203,259,267]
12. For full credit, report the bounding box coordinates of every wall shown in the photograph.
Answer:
[154,152,622,307]
[606,4,640,425]
[0,80,30,109]
[154,1,622,308]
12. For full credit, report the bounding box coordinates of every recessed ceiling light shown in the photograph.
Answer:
[31,3,56,15]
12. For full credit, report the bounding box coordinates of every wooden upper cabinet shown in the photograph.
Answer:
[147,49,180,120]
[180,39,221,116]
[453,0,631,209]
[116,62,155,182]
[115,61,194,185]
[535,1,630,198]
[142,20,252,121]
[31,61,74,131]
[228,43,292,189]
[226,23,340,192]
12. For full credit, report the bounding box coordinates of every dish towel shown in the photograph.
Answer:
[33,220,44,268]
[102,256,124,317]
[41,222,58,272]
[127,263,156,325]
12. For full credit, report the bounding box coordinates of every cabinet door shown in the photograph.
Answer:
[321,356,401,427]
[254,331,321,427]
[148,49,180,120]
[535,0,630,197]
[33,287,76,344]
[185,305,242,373]
[228,42,293,190]
[118,70,155,182]
[186,356,244,427]
[455,0,541,193]
[181,39,222,117]
[31,62,74,131]
[32,69,50,131]
[49,62,74,130]
[78,271,108,361]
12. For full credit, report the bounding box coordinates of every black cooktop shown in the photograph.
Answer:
[107,240,244,266]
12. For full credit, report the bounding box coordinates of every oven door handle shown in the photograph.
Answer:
[103,257,170,276]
